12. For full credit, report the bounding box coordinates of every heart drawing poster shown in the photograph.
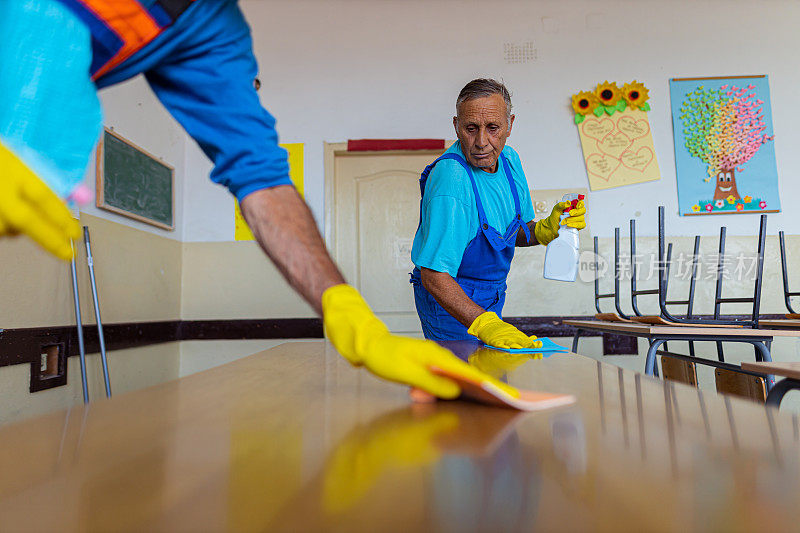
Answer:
[571,81,661,191]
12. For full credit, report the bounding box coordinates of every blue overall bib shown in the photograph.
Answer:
[410,152,530,341]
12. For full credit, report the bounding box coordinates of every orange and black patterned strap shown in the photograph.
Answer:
[56,0,196,79]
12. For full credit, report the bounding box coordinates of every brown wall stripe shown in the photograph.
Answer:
[0,314,786,369]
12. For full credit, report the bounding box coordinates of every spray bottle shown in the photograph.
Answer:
[543,193,584,282]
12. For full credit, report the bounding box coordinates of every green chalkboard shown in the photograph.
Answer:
[97,128,174,230]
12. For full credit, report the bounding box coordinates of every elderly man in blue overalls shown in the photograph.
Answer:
[411,79,587,348]
[0,1,519,400]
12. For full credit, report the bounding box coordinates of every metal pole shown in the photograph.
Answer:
[613,228,630,319]
[751,214,767,328]
[84,227,111,398]
[70,241,89,403]
[630,219,641,316]
[593,237,602,314]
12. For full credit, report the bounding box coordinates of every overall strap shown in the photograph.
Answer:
[434,153,491,226]
[420,152,470,194]
[420,153,488,222]
[500,153,530,242]
[417,152,475,225]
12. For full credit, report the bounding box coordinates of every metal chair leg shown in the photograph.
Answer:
[572,329,583,353]
[766,378,800,408]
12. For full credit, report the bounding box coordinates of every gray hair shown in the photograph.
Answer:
[455,78,513,123]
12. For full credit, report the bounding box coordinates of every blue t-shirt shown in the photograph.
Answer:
[411,142,535,277]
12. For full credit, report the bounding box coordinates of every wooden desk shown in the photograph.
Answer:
[2,341,800,531]
[757,319,800,330]
[743,362,800,409]
[564,319,800,338]
[564,319,800,386]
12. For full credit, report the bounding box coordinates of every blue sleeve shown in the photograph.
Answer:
[411,161,475,277]
[142,3,291,201]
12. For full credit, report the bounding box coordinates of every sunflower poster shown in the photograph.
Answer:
[572,81,661,191]
[669,75,780,216]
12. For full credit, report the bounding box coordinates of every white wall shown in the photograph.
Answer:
[89,1,799,243]
[160,0,798,243]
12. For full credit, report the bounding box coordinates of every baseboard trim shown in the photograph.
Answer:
[0,318,321,369]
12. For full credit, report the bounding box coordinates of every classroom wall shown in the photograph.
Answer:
[0,213,181,329]
[188,0,796,243]
[171,0,800,321]
[179,241,315,319]
[0,213,182,425]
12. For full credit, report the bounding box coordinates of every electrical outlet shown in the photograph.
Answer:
[30,339,68,393]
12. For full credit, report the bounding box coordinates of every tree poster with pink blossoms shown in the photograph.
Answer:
[669,75,780,216]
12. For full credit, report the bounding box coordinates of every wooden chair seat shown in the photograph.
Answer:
[715,368,767,402]
[594,313,632,323]
[630,315,743,328]
[661,356,697,387]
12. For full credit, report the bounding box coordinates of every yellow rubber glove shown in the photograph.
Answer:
[533,198,587,246]
[0,142,79,260]
[468,311,542,350]
[322,284,519,399]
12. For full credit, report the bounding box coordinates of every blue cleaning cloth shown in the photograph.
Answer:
[484,337,570,354]
[0,0,101,198]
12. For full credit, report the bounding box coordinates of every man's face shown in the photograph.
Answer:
[453,93,514,172]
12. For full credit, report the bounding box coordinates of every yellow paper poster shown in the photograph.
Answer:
[578,108,660,190]
[572,81,661,191]
[235,143,304,241]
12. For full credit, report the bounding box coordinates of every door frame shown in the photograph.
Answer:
[323,141,456,259]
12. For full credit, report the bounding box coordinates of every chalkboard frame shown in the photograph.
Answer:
[96,127,175,230]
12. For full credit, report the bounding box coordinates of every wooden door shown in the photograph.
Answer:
[327,145,446,334]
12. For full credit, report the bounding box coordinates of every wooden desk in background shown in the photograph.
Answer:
[564,319,800,387]
[756,319,800,330]
[1,341,800,531]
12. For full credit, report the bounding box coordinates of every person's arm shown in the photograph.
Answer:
[419,267,484,327]
[515,220,539,247]
[240,186,344,313]
[420,266,539,349]
[138,3,524,399]
[538,200,587,245]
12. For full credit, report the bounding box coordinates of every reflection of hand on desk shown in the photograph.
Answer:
[321,404,522,514]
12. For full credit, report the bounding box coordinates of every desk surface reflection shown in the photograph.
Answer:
[0,341,798,532]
